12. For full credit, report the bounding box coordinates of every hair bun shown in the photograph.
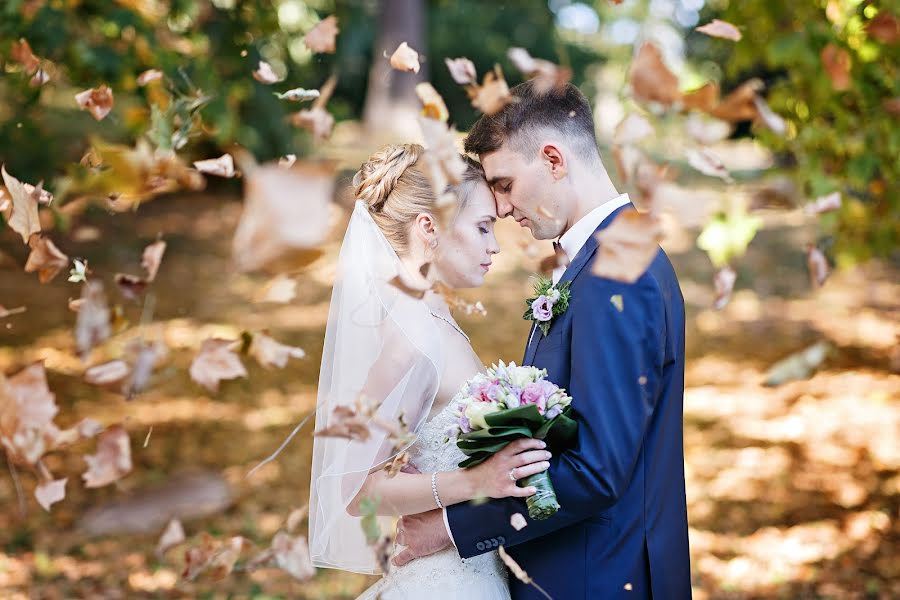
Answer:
[353,143,424,212]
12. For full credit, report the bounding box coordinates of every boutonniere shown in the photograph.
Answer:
[522,276,571,336]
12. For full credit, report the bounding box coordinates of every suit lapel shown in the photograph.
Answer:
[522,202,635,366]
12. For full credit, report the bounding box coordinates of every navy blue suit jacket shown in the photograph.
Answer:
[447,203,691,599]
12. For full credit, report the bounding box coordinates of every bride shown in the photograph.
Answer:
[308,143,552,599]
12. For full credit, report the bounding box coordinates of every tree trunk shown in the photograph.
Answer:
[362,0,427,139]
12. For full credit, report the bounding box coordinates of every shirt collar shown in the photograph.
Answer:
[558,193,631,262]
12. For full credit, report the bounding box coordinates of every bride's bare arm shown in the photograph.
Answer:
[347,437,551,517]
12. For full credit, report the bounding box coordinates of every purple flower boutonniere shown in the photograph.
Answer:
[523,276,571,336]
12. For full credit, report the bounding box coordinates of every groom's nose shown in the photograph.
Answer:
[495,195,514,218]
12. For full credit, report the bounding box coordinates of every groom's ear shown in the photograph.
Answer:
[541,144,568,181]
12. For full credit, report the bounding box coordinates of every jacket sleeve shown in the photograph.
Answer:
[446,271,665,557]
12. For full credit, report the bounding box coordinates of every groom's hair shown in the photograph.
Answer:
[464,79,601,165]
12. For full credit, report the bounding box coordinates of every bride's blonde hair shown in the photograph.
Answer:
[352,143,484,255]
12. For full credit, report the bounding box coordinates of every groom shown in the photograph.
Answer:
[394,80,691,599]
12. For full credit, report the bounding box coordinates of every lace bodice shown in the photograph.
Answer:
[356,394,510,600]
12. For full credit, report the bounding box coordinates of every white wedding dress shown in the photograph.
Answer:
[356,394,510,600]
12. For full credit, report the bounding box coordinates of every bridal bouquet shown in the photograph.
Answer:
[447,361,577,520]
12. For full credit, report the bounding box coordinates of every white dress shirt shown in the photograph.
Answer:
[442,193,631,551]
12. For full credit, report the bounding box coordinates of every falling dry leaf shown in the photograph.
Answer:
[82,425,132,488]
[592,209,664,283]
[304,15,339,54]
[255,274,298,303]
[123,339,166,400]
[84,360,131,388]
[416,83,449,122]
[507,47,571,94]
[35,477,67,511]
[290,107,335,140]
[389,42,420,73]
[278,154,297,168]
[684,113,733,145]
[539,241,569,275]
[470,65,514,116]
[807,244,830,288]
[713,266,737,310]
[612,144,643,185]
[189,338,248,393]
[614,113,655,146]
[74,281,111,361]
[388,272,431,300]
[271,532,316,581]
[628,43,681,107]
[0,305,27,318]
[315,404,372,442]
[686,148,733,183]
[249,331,305,369]
[1,362,58,466]
[820,44,851,91]
[609,294,624,312]
[183,534,246,581]
[804,191,842,216]
[193,154,238,178]
[384,451,410,477]
[865,11,899,44]
[417,116,467,209]
[510,513,528,531]
[75,85,114,121]
[24,235,69,283]
[695,19,742,41]
[763,341,830,386]
[156,518,186,559]
[286,505,309,533]
[136,69,163,86]
[30,67,49,87]
[1,164,42,244]
[232,156,335,273]
[252,60,282,84]
[498,545,534,585]
[274,88,320,102]
[11,38,41,74]
[445,57,477,85]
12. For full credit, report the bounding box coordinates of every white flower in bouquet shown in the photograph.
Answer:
[464,401,502,430]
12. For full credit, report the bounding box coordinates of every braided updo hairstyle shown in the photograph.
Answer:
[352,143,485,255]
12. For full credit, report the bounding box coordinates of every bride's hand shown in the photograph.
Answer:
[466,438,551,499]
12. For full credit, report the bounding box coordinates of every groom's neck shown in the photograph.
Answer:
[562,168,620,236]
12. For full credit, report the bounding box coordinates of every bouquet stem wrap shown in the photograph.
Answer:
[521,471,560,520]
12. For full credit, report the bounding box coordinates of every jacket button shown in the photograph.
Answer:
[476,541,485,551]
[497,536,506,545]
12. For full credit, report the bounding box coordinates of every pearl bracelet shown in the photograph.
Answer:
[431,471,444,509]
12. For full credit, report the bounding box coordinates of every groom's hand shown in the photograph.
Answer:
[392,508,451,567]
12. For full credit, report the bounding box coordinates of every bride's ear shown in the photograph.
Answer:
[413,212,439,249]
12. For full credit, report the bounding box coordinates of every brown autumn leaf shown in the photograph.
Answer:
[804,191,842,216]
[271,532,316,581]
[123,338,166,400]
[189,338,248,393]
[113,273,149,300]
[82,425,132,488]
[683,113,732,145]
[613,113,655,146]
[415,83,449,122]
[252,60,283,85]
[470,65,514,116]
[1,362,58,466]
[286,505,309,533]
[713,266,737,310]
[417,116,467,208]
[193,154,238,178]
[278,154,298,168]
[633,159,675,207]
[710,79,764,122]
[612,144,643,185]
[114,239,167,299]
[141,239,167,281]
[231,156,335,273]
[384,451,410,478]
[807,244,830,288]
[389,42,420,73]
[315,404,372,442]
[156,518,186,559]
[498,545,534,585]
[592,209,664,283]
[695,19,742,41]
[30,67,49,87]
[11,38,41,74]
[249,331,305,369]
[75,85,114,121]
[539,241,570,275]
[184,534,246,581]
[682,82,719,113]
[388,271,431,299]
[506,47,571,94]
[289,107,335,140]
[865,11,899,44]
[35,477,67,511]
[751,94,787,136]
[24,235,69,283]
[628,43,681,107]
[136,68,164,86]
[74,281,111,361]
[1,164,42,244]
[445,57,477,85]
[304,15,339,54]
[821,44,851,91]
[686,147,734,183]
[510,513,528,531]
